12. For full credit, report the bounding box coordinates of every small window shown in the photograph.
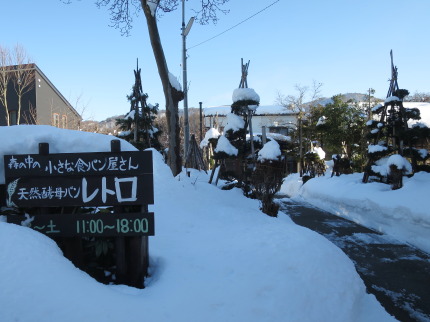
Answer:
[269,126,291,136]
[53,113,60,127]
[62,115,67,129]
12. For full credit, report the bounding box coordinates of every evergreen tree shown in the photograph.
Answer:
[307,95,366,167]
[364,92,420,186]
[212,59,285,216]
[362,51,430,189]
[116,62,162,151]
[213,59,261,181]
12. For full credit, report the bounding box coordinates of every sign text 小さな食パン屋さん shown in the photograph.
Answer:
[4,151,153,208]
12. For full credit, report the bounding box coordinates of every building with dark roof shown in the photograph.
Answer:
[0,64,81,129]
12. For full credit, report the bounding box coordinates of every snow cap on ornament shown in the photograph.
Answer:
[232,88,260,104]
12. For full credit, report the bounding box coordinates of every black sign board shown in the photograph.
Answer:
[4,150,154,207]
[6,212,155,237]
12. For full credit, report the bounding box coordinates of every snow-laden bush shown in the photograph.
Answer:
[257,140,281,162]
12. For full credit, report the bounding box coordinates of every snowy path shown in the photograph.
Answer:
[278,198,430,322]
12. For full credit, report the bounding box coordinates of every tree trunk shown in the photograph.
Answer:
[0,73,10,126]
[17,93,22,125]
[2,91,10,126]
[141,1,183,176]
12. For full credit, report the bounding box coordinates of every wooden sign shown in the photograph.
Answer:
[4,150,154,207]
[2,141,154,288]
[6,212,155,237]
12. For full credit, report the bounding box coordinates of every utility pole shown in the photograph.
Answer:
[182,0,194,160]
[199,101,203,142]
[298,117,303,176]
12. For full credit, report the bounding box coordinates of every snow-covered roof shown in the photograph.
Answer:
[203,105,297,116]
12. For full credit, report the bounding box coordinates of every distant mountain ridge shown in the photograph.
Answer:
[80,114,124,134]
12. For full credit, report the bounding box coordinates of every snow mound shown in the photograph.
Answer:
[0,125,395,321]
[214,135,238,156]
[232,88,260,103]
[281,172,430,254]
[385,96,400,103]
[224,113,245,132]
[200,128,220,148]
[386,154,412,174]
[368,144,387,153]
[312,146,326,160]
[258,140,281,162]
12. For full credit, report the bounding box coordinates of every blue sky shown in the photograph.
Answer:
[2,0,430,121]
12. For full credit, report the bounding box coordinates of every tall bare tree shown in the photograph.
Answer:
[0,46,12,125]
[65,0,230,176]
[11,44,34,125]
[276,81,323,174]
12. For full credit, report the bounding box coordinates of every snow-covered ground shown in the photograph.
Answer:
[0,125,396,321]
[280,171,430,255]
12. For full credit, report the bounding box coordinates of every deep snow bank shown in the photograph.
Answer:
[0,126,395,321]
[280,172,430,254]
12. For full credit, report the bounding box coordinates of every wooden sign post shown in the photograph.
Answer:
[2,140,154,288]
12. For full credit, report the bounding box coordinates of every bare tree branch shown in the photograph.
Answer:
[92,0,229,35]
[310,80,323,102]
[94,0,141,35]
[0,46,12,125]
[11,44,34,124]
[62,0,229,176]
[192,0,230,25]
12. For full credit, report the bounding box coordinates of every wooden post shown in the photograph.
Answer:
[39,143,85,269]
[111,139,128,285]
[248,109,255,160]
[111,139,121,153]
[39,142,49,155]
[128,204,149,288]
[112,139,148,288]
[209,160,218,184]
[142,204,149,277]
[262,126,267,145]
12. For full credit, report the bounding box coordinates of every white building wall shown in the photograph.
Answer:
[203,105,298,132]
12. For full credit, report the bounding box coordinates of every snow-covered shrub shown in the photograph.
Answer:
[253,140,284,217]
[387,154,412,189]
[257,140,281,162]
[214,135,238,159]
[331,154,352,177]
[302,147,326,181]
[200,128,220,149]
[231,88,260,115]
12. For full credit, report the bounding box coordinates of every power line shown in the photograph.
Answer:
[188,0,280,50]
